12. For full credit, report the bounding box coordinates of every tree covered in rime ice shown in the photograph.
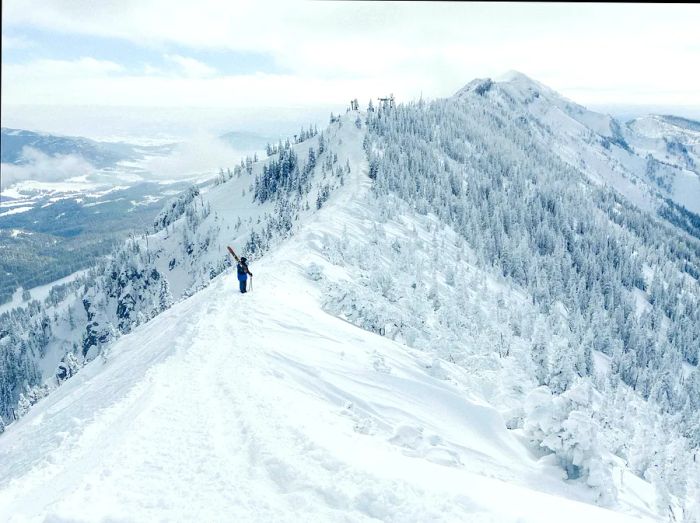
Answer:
[524,381,618,505]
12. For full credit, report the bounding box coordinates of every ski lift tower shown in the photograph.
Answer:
[378,94,395,110]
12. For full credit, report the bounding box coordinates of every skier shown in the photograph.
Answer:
[227,246,253,293]
[237,256,253,293]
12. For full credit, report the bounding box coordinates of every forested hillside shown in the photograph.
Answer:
[361,81,700,513]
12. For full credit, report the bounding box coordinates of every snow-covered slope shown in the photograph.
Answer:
[0,119,657,521]
[456,72,700,215]
[625,115,700,212]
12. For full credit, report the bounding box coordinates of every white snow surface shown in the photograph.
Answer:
[0,117,658,522]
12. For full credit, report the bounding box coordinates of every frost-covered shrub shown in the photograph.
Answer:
[306,263,324,281]
[14,383,50,419]
[321,235,348,266]
[16,393,31,418]
[56,352,81,383]
[370,269,398,302]
[524,380,617,505]
[26,383,50,406]
[322,282,398,337]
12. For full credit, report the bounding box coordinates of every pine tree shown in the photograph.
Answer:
[16,393,31,418]
[159,278,174,312]
[531,342,549,386]
[549,341,575,394]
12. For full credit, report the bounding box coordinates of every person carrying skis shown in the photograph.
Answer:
[228,246,253,293]
[237,257,253,293]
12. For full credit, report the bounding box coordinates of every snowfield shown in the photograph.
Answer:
[0,266,654,522]
[0,117,660,522]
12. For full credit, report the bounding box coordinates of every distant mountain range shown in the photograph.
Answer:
[1,127,175,168]
[1,126,294,170]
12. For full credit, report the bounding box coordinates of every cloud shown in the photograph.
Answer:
[0,104,333,146]
[1,2,699,108]
[165,54,216,77]
[0,146,96,189]
[1,34,35,50]
[2,58,391,108]
[3,57,123,86]
[142,133,257,180]
[0,138,260,190]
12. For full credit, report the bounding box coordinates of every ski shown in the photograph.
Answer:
[227,245,239,262]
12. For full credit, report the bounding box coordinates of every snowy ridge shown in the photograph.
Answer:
[0,117,656,521]
[455,72,700,215]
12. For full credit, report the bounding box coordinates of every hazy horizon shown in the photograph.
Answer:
[3,2,698,143]
[3,95,699,144]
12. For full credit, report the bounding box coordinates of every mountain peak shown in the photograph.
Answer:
[494,70,558,97]
[454,78,494,97]
[454,71,553,100]
[495,70,534,83]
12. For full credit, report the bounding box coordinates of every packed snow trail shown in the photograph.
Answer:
[0,116,656,522]
[0,269,650,522]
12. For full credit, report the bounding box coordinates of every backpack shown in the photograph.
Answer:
[237,262,248,280]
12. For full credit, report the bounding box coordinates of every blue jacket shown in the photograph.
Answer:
[237,262,249,281]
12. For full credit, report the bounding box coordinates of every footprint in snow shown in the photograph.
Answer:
[388,425,462,467]
[372,353,391,374]
[353,417,377,435]
[388,425,424,451]
[341,401,377,435]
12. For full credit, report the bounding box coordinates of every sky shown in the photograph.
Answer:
[2,1,699,139]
